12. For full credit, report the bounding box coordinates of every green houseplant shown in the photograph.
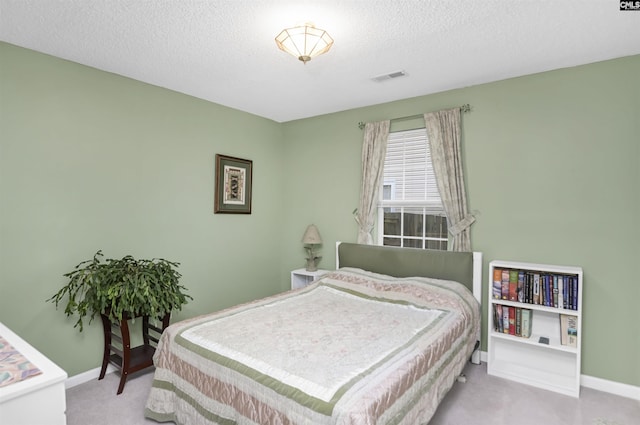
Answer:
[48,250,192,331]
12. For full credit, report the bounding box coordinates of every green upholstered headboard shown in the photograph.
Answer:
[336,242,483,365]
[336,242,475,292]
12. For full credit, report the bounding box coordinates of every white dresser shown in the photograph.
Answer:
[0,322,67,425]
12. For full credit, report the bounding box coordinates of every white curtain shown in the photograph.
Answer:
[424,108,475,251]
[355,120,390,244]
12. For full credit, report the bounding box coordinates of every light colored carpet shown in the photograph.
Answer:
[66,362,639,425]
[66,369,158,425]
[428,363,639,425]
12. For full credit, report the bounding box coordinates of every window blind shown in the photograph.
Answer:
[380,128,444,215]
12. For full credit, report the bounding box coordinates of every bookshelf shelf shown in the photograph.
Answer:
[487,260,583,397]
[490,331,578,354]
[489,299,579,316]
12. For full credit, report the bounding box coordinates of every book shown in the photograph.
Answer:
[521,309,532,338]
[494,304,503,333]
[544,274,552,307]
[515,307,522,336]
[517,271,525,303]
[508,270,518,301]
[492,268,502,299]
[501,269,510,300]
[567,276,574,310]
[558,275,564,309]
[503,305,510,334]
[533,273,540,304]
[571,277,578,310]
[560,314,578,347]
[508,307,516,335]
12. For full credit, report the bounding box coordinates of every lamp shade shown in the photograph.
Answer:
[275,23,333,64]
[302,224,322,244]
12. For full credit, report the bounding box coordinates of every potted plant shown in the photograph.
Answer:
[48,250,192,331]
[49,250,192,394]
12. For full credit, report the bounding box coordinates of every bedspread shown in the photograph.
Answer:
[145,267,480,425]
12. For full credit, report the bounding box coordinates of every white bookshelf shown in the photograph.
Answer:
[487,260,583,397]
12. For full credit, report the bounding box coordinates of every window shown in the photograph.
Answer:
[377,128,448,250]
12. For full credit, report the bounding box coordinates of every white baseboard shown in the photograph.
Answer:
[65,365,116,390]
[581,374,640,401]
[478,351,639,401]
[480,350,489,363]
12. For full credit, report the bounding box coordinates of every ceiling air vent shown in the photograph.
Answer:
[371,70,407,82]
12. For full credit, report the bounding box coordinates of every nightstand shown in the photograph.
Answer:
[290,268,329,290]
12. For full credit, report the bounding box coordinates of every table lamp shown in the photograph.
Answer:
[302,224,322,271]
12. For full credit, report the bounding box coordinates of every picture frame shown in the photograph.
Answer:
[214,154,253,214]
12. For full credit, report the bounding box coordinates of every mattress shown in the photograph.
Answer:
[145,267,480,425]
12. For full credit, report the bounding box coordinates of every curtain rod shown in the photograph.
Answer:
[357,103,471,130]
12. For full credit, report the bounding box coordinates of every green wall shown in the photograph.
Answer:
[280,56,640,388]
[0,42,287,376]
[1,41,638,387]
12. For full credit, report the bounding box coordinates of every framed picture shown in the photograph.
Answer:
[214,154,253,214]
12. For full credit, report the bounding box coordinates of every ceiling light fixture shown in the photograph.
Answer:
[275,23,334,64]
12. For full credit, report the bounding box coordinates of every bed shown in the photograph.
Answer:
[145,242,482,425]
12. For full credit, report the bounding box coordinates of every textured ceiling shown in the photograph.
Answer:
[1,1,639,123]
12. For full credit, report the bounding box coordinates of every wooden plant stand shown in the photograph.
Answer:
[98,311,170,394]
